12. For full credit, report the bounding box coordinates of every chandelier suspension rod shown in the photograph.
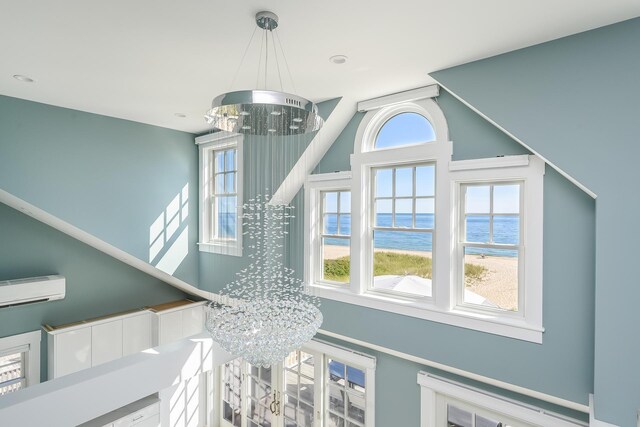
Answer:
[273,28,297,94]
[229,26,258,92]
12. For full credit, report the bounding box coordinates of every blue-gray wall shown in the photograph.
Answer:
[0,201,186,380]
[297,90,595,425]
[431,17,639,426]
[0,95,200,286]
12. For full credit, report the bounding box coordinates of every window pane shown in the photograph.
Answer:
[476,414,502,427]
[394,199,412,227]
[464,247,518,311]
[298,401,314,427]
[215,151,225,173]
[215,173,225,194]
[329,385,345,414]
[225,172,236,193]
[373,231,432,297]
[395,167,413,197]
[217,196,237,238]
[416,165,435,197]
[415,199,434,229]
[225,149,236,171]
[328,412,345,427]
[375,169,392,197]
[465,186,490,213]
[466,215,490,243]
[493,184,520,214]
[339,192,351,213]
[447,404,473,427]
[338,214,351,235]
[375,112,435,149]
[347,393,366,424]
[493,216,520,245]
[324,214,338,235]
[324,192,338,213]
[322,237,350,283]
[375,200,392,227]
[346,366,365,392]
[328,359,345,384]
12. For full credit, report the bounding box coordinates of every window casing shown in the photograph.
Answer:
[305,172,352,288]
[217,339,375,427]
[418,372,584,427]
[0,331,40,395]
[305,93,545,343]
[196,132,244,257]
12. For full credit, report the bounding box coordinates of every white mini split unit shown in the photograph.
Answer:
[0,275,66,308]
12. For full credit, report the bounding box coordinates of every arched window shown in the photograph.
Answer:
[374,112,436,150]
[351,98,451,300]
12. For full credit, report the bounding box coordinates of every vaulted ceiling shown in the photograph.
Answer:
[1,0,639,133]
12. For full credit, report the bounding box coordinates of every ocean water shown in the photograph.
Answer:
[218,213,520,257]
[323,213,519,257]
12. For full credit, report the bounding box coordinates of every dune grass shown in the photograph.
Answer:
[323,251,486,284]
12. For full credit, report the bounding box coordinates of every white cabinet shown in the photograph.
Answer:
[52,327,91,378]
[45,310,152,379]
[123,313,152,356]
[78,395,160,427]
[45,300,204,379]
[92,320,123,366]
[149,300,206,347]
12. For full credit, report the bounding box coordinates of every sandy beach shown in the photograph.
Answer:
[323,245,518,311]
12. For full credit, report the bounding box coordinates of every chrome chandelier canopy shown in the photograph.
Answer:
[205,90,323,136]
[205,11,324,136]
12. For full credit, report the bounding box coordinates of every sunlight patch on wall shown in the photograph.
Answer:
[149,184,190,275]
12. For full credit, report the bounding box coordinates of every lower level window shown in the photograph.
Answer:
[219,341,375,427]
[0,330,40,396]
[418,372,584,427]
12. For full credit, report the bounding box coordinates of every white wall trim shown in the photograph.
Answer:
[357,85,440,112]
[449,154,530,171]
[270,97,357,205]
[432,81,597,199]
[317,328,589,414]
[418,372,587,427]
[0,188,215,300]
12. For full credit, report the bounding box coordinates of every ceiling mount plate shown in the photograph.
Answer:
[256,11,279,31]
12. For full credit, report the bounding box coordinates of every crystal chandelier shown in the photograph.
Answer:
[206,195,323,367]
[205,11,324,136]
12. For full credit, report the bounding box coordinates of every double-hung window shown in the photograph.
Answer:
[196,132,244,256]
[305,172,352,287]
[0,331,40,395]
[218,340,375,427]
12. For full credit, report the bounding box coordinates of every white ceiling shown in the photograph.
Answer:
[1,0,639,133]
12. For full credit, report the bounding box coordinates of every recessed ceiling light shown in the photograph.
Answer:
[289,125,299,130]
[13,74,35,83]
[292,117,303,123]
[271,110,282,116]
[329,55,348,65]
[174,113,187,118]
[242,125,251,130]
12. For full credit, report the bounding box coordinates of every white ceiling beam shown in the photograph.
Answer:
[270,97,357,205]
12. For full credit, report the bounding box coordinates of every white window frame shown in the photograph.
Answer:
[215,338,376,427]
[304,172,352,289]
[305,88,546,343]
[196,131,244,257]
[0,330,41,393]
[450,155,545,340]
[417,372,585,427]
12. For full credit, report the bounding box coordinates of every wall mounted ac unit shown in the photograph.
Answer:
[0,275,65,308]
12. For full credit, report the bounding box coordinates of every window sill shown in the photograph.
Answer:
[198,241,242,257]
[309,284,543,343]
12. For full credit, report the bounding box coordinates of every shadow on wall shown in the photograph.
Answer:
[149,184,190,275]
